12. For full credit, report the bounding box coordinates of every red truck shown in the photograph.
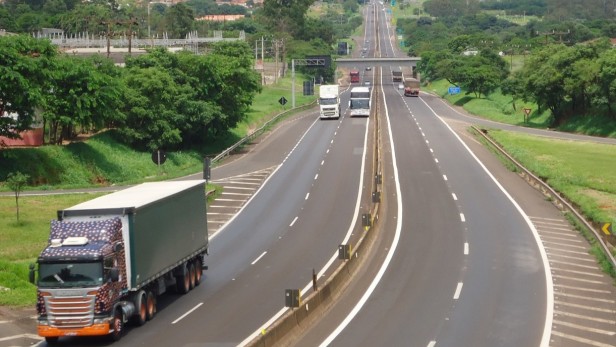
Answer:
[404,78,420,97]
[350,70,360,83]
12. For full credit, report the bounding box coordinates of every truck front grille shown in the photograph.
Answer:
[45,295,95,328]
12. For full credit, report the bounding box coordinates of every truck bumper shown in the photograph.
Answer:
[38,322,111,337]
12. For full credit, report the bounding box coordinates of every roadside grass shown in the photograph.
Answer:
[487,129,616,226]
[0,193,106,306]
[427,79,552,128]
[239,75,317,138]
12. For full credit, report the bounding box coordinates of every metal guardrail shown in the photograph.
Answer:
[211,101,317,163]
[473,126,616,269]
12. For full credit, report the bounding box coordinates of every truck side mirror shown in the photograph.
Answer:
[29,263,36,284]
[109,268,120,282]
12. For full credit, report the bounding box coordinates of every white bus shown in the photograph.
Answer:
[348,86,371,117]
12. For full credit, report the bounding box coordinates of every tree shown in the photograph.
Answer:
[501,76,524,112]
[57,4,111,34]
[200,41,262,136]
[118,66,184,150]
[596,49,616,118]
[42,55,125,144]
[163,3,195,38]
[6,171,29,222]
[0,35,57,141]
[257,0,315,38]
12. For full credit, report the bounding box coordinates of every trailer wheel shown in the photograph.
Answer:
[146,290,157,320]
[132,290,147,326]
[176,265,190,294]
[194,260,202,286]
[45,337,59,345]
[109,308,124,341]
[188,263,196,289]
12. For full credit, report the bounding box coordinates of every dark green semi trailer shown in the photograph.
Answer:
[33,180,208,344]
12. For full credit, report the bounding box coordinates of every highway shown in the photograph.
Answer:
[17,2,616,347]
[34,72,377,345]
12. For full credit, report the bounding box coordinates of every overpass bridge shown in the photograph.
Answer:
[335,57,421,63]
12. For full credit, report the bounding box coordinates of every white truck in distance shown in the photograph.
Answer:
[318,85,341,119]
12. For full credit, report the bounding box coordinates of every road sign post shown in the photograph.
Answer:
[523,108,532,123]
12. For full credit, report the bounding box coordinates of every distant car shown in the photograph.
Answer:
[365,66,372,71]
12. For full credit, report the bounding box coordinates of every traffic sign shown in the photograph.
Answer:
[448,86,461,95]
[602,222,612,235]
[151,150,167,165]
[278,96,287,106]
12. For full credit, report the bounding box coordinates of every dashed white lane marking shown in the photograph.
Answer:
[251,251,267,265]
[452,193,457,201]
[453,282,463,300]
[459,213,465,222]
[464,243,469,255]
[315,174,319,180]
[290,216,298,227]
[172,303,203,325]
[305,193,310,200]
[434,158,439,163]
[442,175,447,181]
[427,341,436,347]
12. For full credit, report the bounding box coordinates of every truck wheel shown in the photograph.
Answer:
[45,337,59,345]
[176,266,190,294]
[132,291,147,326]
[194,260,202,286]
[146,290,157,320]
[109,309,124,341]
[188,263,196,289]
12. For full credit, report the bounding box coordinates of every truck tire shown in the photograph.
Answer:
[194,260,202,286]
[45,337,59,345]
[146,290,157,320]
[176,265,190,294]
[188,263,196,289]
[109,309,124,341]
[132,290,147,326]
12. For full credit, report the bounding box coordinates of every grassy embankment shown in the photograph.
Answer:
[0,74,317,307]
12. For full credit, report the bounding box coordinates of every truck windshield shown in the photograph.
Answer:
[38,263,103,288]
[320,98,338,105]
[350,99,370,109]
